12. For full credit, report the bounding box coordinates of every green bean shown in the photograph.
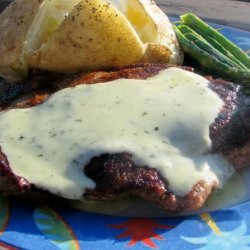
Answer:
[178,25,248,70]
[174,26,250,84]
[180,13,250,68]
[203,36,248,70]
[178,25,242,70]
[185,33,240,69]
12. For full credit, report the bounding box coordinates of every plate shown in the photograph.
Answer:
[0,23,250,250]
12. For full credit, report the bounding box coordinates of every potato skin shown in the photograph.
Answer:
[137,0,183,65]
[28,0,145,73]
[0,0,42,82]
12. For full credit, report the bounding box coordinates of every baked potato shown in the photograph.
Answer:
[0,0,183,82]
[0,0,41,82]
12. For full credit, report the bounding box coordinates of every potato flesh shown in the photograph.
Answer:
[28,0,145,73]
[127,1,158,43]
[106,0,158,44]
[104,0,183,65]
[0,0,183,81]
[25,0,81,53]
[0,0,81,81]
[29,0,182,71]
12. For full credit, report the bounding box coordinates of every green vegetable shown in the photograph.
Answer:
[174,26,250,83]
[178,25,243,70]
[180,13,250,68]
[174,13,250,90]
[199,33,248,70]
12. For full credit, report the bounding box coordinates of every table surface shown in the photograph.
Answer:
[156,0,250,32]
[0,0,250,31]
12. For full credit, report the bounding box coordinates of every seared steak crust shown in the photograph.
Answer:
[84,153,216,212]
[208,77,250,170]
[0,64,248,212]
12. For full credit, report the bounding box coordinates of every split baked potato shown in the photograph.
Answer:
[0,0,183,82]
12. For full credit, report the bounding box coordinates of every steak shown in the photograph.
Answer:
[0,64,249,213]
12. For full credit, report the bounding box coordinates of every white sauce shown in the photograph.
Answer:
[0,68,235,199]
